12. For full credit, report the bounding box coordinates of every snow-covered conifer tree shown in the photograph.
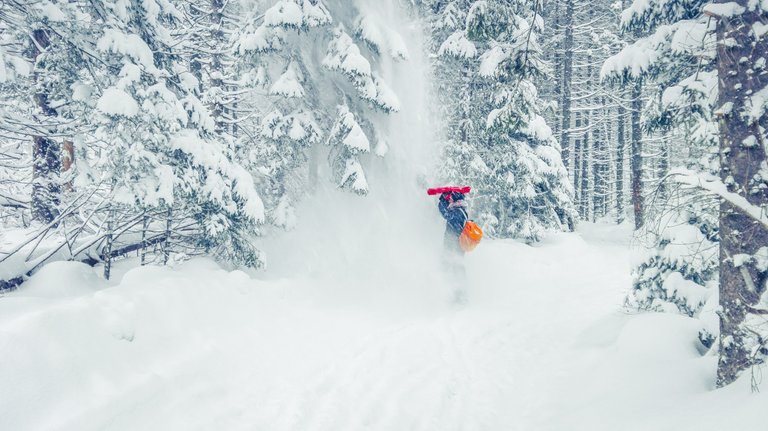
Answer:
[86,0,266,267]
[426,0,575,241]
[603,0,720,333]
[0,1,93,224]
[234,0,404,228]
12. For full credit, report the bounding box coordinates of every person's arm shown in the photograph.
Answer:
[446,207,467,235]
[438,198,451,220]
[438,198,467,235]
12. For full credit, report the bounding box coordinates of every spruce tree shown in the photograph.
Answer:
[427,0,575,241]
[234,0,403,227]
[603,0,721,328]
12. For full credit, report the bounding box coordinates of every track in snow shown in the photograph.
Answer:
[1,226,634,431]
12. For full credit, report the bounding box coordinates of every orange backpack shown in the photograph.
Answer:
[459,220,483,252]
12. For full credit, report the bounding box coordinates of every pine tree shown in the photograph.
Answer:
[0,0,268,272]
[628,186,719,347]
[234,0,403,228]
[603,0,721,334]
[427,0,575,241]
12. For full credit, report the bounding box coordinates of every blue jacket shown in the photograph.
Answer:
[438,193,468,237]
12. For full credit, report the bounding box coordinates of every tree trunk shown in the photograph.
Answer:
[559,0,574,175]
[141,213,149,266]
[62,140,74,192]
[581,122,590,219]
[630,79,644,229]
[574,134,582,210]
[551,0,562,138]
[211,0,225,133]
[593,101,609,221]
[598,96,612,219]
[189,2,204,94]
[616,100,626,223]
[31,29,60,223]
[657,134,669,199]
[103,210,114,280]
[713,1,768,388]
[163,207,172,265]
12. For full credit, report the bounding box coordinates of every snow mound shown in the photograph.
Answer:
[12,261,102,299]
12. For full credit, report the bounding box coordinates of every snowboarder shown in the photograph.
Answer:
[438,190,469,256]
[429,187,471,303]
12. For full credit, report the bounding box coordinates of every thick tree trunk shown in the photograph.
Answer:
[31,29,60,223]
[551,0,562,138]
[630,79,644,229]
[211,0,225,133]
[593,99,609,220]
[713,1,768,388]
[189,3,204,93]
[62,140,74,192]
[559,0,574,175]
[32,136,61,222]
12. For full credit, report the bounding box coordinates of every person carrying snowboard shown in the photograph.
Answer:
[439,190,469,258]
[427,186,477,303]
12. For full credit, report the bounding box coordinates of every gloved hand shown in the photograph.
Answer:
[441,191,465,202]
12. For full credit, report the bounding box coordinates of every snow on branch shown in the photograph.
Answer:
[96,29,161,76]
[236,25,285,54]
[702,2,745,18]
[601,17,714,81]
[746,85,768,124]
[329,106,370,154]
[355,15,409,60]
[264,0,332,29]
[601,32,666,79]
[264,0,304,28]
[323,28,372,77]
[339,158,368,195]
[438,31,478,59]
[269,61,305,98]
[323,27,400,112]
[670,167,768,229]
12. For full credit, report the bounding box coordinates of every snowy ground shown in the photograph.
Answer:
[1,222,765,431]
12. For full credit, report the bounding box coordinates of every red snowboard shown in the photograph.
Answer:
[426,186,471,196]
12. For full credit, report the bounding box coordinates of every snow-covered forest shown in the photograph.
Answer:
[1,0,767,429]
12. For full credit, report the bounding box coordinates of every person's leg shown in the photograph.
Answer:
[451,257,468,304]
[442,240,468,304]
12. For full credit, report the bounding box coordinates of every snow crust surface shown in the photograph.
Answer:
[1,224,765,431]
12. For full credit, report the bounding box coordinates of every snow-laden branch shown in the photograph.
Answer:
[669,167,768,229]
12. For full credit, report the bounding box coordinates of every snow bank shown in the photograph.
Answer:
[14,261,102,299]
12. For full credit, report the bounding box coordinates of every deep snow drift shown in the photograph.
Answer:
[1,223,765,431]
